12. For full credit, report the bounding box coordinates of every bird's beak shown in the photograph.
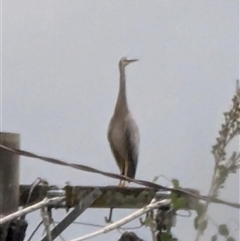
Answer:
[127,59,139,63]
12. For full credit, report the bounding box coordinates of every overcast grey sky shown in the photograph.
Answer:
[2,1,239,240]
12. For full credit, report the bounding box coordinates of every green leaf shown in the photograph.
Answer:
[211,234,217,241]
[173,197,185,210]
[194,217,208,232]
[144,216,152,227]
[196,203,205,216]
[199,219,208,232]
[218,224,229,237]
[226,237,235,241]
[194,216,199,230]
[172,179,180,188]
[160,233,171,241]
[152,175,159,183]
[170,193,178,209]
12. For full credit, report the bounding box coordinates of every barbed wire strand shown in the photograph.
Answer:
[0,144,239,209]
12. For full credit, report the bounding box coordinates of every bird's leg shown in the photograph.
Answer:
[118,179,123,187]
[118,168,123,187]
[122,159,129,187]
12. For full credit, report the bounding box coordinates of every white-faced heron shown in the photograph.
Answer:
[108,57,140,187]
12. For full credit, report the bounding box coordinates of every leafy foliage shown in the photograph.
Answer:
[194,215,208,232]
[171,179,179,188]
[210,223,236,241]
[160,233,173,241]
[169,179,187,211]
[144,84,240,241]
[226,237,236,241]
[195,84,240,240]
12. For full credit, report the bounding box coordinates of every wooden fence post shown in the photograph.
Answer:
[0,132,20,241]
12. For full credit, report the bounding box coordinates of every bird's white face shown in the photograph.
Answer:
[119,57,138,67]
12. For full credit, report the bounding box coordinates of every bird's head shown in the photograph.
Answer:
[119,57,138,68]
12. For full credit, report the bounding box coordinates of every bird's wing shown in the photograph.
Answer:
[107,118,125,172]
[108,139,125,172]
[124,114,140,178]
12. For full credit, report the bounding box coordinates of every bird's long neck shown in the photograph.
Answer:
[114,65,129,115]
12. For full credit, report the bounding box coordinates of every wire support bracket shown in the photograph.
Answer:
[40,188,102,241]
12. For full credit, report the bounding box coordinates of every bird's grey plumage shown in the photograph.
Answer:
[108,57,140,186]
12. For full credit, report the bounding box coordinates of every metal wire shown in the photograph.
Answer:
[26,221,43,241]
[61,221,144,230]
[0,144,239,208]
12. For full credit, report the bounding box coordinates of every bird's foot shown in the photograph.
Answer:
[119,181,129,188]
[118,180,123,187]
[118,180,127,188]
